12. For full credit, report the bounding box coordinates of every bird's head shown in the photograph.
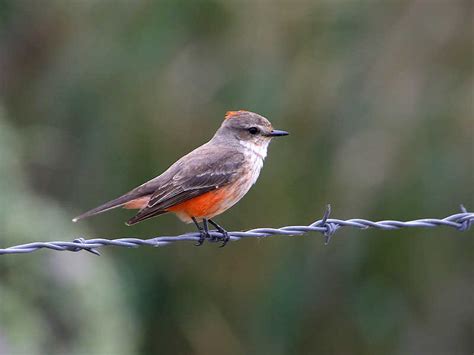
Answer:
[213,111,288,155]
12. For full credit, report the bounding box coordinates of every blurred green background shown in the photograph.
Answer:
[0,0,473,354]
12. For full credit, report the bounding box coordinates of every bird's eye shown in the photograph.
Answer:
[248,127,260,135]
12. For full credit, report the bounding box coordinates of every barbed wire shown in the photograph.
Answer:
[0,205,472,256]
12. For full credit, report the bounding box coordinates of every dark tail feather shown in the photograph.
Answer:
[126,209,167,226]
[72,194,136,222]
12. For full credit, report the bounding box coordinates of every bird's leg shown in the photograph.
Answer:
[192,217,210,246]
[208,219,230,247]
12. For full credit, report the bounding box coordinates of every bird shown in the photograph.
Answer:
[72,110,289,246]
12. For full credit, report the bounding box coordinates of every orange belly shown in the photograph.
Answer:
[123,184,246,223]
[167,187,234,220]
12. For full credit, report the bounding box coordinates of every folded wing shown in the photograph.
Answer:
[127,147,245,225]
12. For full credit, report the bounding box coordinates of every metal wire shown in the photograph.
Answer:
[0,205,472,256]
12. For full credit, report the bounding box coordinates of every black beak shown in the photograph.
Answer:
[268,129,289,137]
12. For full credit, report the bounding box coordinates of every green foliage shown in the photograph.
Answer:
[0,1,472,354]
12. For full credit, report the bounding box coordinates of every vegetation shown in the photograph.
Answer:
[0,1,472,354]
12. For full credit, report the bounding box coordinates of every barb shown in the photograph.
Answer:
[0,205,472,256]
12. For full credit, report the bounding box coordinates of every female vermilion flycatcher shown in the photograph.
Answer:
[73,110,288,246]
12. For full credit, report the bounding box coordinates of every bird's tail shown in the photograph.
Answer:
[72,194,136,222]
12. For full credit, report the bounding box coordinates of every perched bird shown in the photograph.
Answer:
[73,110,288,246]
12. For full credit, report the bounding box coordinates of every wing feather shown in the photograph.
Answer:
[127,146,245,225]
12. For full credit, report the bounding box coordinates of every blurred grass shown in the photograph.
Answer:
[0,0,473,354]
[0,114,137,355]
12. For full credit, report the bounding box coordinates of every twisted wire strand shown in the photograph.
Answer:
[0,205,471,256]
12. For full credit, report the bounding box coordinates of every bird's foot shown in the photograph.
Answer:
[195,230,211,246]
[208,219,230,247]
[217,230,230,248]
[193,217,211,246]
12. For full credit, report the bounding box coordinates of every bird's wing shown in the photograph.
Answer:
[72,144,225,222]
[126,147,245,225]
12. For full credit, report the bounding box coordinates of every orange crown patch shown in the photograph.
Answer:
[225,110,247,119]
